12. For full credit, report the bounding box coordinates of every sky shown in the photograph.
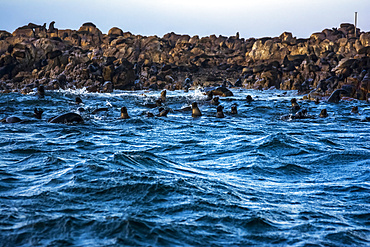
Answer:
[1,0,369,39]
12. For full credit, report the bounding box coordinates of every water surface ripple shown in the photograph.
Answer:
[0,89,369,246]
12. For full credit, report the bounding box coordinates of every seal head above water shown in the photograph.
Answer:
[120,107,130,119]
[319,109,328,118]
[216,105,225,118]
[191,102,202,117]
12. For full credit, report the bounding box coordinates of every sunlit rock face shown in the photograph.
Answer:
[0,21,369,100]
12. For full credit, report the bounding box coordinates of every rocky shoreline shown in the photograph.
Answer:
[0,22,369,100]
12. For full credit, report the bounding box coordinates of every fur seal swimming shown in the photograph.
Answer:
[91,108,109,114]
[48,112,84,124]
[319,109,328,118]
[160,90,167,103]
[174,105,192,112]
[157,107,169,117]
[1,108,44,123]
[291,98,300,111]
[211,96,220,106]
[327,89,349,103]
[75,97,83,104]
[143,99,163,108]
[0,116,22,123]
[147,112,155,117]
[246,95,253,103]
[205,91,213,101]
[191,102,202,117]
[280,109,310,120]
[351,106,359,114]
[230,105,238,114]
[216,105,225,118]
[294,109,309,119]
[37,85,45,98]
[34,108,44,119]
[120,107,130,119]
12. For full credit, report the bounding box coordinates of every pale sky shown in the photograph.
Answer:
[1,0,369,39]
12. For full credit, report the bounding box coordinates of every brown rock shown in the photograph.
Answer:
[108,27,123,37]
[360,33,370,47]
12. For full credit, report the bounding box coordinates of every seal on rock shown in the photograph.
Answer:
[191,102,202,117]
[48,112,84,124]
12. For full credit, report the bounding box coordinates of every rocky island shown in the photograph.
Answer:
[0,22,369,100]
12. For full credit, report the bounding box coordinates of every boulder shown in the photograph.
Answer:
[360,32,370,47]
[108,27,123,37]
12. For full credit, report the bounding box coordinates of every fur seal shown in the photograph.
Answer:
[246,95,253,103]
[211,96,220,106]
[231,105,238,114]
[319,109,328,118]
[191,102,202,117]
[37,85,45,98]
[205,91,213,101]
[147,112,155,117]
[160,90,166,103]
[294,109,308,119]
[327,89,349,103]
[0,116,22,123]
[351,106,359,114]
[216,105,225,118]
[143,99,162,108]
[280,109,310,120]
[91,108,109,114]
[120,107,130,119]
[75,97,83,104]
[212,86,233,97]
[157,107,169,117]
[1,108,43,123]
[174,105,192,112]
[48,112,84,124]
[291,98,300,111]
[34,108,43,119]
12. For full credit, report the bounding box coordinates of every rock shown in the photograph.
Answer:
[101,81,113,93]
[360,33,370,47]
[108,27,123,37]
[112,59,135,90]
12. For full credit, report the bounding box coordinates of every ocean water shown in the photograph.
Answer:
[0,88,369,247]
